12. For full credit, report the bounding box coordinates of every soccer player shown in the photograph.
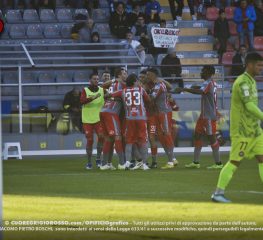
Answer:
[212,52,263,203]
[100,67,127,170]
[80,73,105,170]
[147,68,176,169]
[111,73,151,170]
[176,65,223,169]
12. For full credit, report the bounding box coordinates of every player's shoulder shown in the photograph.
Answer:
[233,73,250,89]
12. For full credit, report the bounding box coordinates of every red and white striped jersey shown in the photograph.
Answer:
[112,86,150,120]
[101,80,126,115]
[151,81,172,113]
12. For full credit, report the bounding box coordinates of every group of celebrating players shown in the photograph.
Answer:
[80,65,222,171]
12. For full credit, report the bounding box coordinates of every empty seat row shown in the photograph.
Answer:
[3,23,74,39]
[5,8,89,23]
[1,70,93,84]
[206,6,236,21]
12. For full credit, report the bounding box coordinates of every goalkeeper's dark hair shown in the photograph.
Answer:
[126,73,138,87]
[245,52,263,66]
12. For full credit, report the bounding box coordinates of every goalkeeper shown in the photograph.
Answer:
[212,52,263,203]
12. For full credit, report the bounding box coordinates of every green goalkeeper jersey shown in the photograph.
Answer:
[230,72,262,138]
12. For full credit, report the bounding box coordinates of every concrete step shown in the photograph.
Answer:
[180,58,218,65]
[176,43,213,51]
[176,51,218,58]
[177,35,214,44]
[177,28,208,36]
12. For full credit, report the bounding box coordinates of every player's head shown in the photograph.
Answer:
[146,67,159,82]
[114,67,128,81]
[200,65,215,80]
[139,69,147,84]
[101,71,111,82]
[126,73,138,87]
[245,52,263,76]
[89,73,99,86]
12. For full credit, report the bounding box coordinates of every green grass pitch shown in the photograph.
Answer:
[3,154,263,240]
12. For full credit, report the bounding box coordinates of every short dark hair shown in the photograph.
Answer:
[202,65,215,75]
[102,70,110,75]
[239,44,247,49]
[126,30,133,35]
[219,9,225,15]
[160,19,166,24]
[140,69,147,75]
[89,73,98,79]
[245,52,263,65]
[114,67,126,78]
[146,67,159,76]
[126,73,138,86]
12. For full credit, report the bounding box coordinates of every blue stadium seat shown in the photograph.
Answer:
[38,72,56,95]
[156,54,166,65]
[40,9,56,22]
[92,9,109,22]
[28,100,48,110]
[1,100,12,114]
[6,10,23,23]
[144,54,155,66]
[73,71,90,82]
[95,23,111,37]
[9,25,26,39]
[1,100,12,133]
[56,9,73,22]
[43,24,60,38]
[23,72,39,96]
[23,9,40,22]
[27,24,44,39]
[100,0,109,8]
[61,24,73,38]
[74,9,89,19]
[2,71,18,96]
[56,71,73,82]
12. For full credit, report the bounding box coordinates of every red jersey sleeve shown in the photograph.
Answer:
[111,90,123,98]
[142,88,151,103]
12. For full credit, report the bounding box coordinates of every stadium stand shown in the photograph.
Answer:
[6,9,23,23]
[56,8,73,22]
[225,6,235,20]
[205,7,219,21]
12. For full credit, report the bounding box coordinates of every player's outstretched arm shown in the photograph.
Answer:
[245,102,263,121]
[171,87,203,95]
[158,79,172,91]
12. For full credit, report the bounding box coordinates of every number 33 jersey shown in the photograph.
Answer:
[111,86,150,120]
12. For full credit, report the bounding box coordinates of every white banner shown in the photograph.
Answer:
[151,27,180,48]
